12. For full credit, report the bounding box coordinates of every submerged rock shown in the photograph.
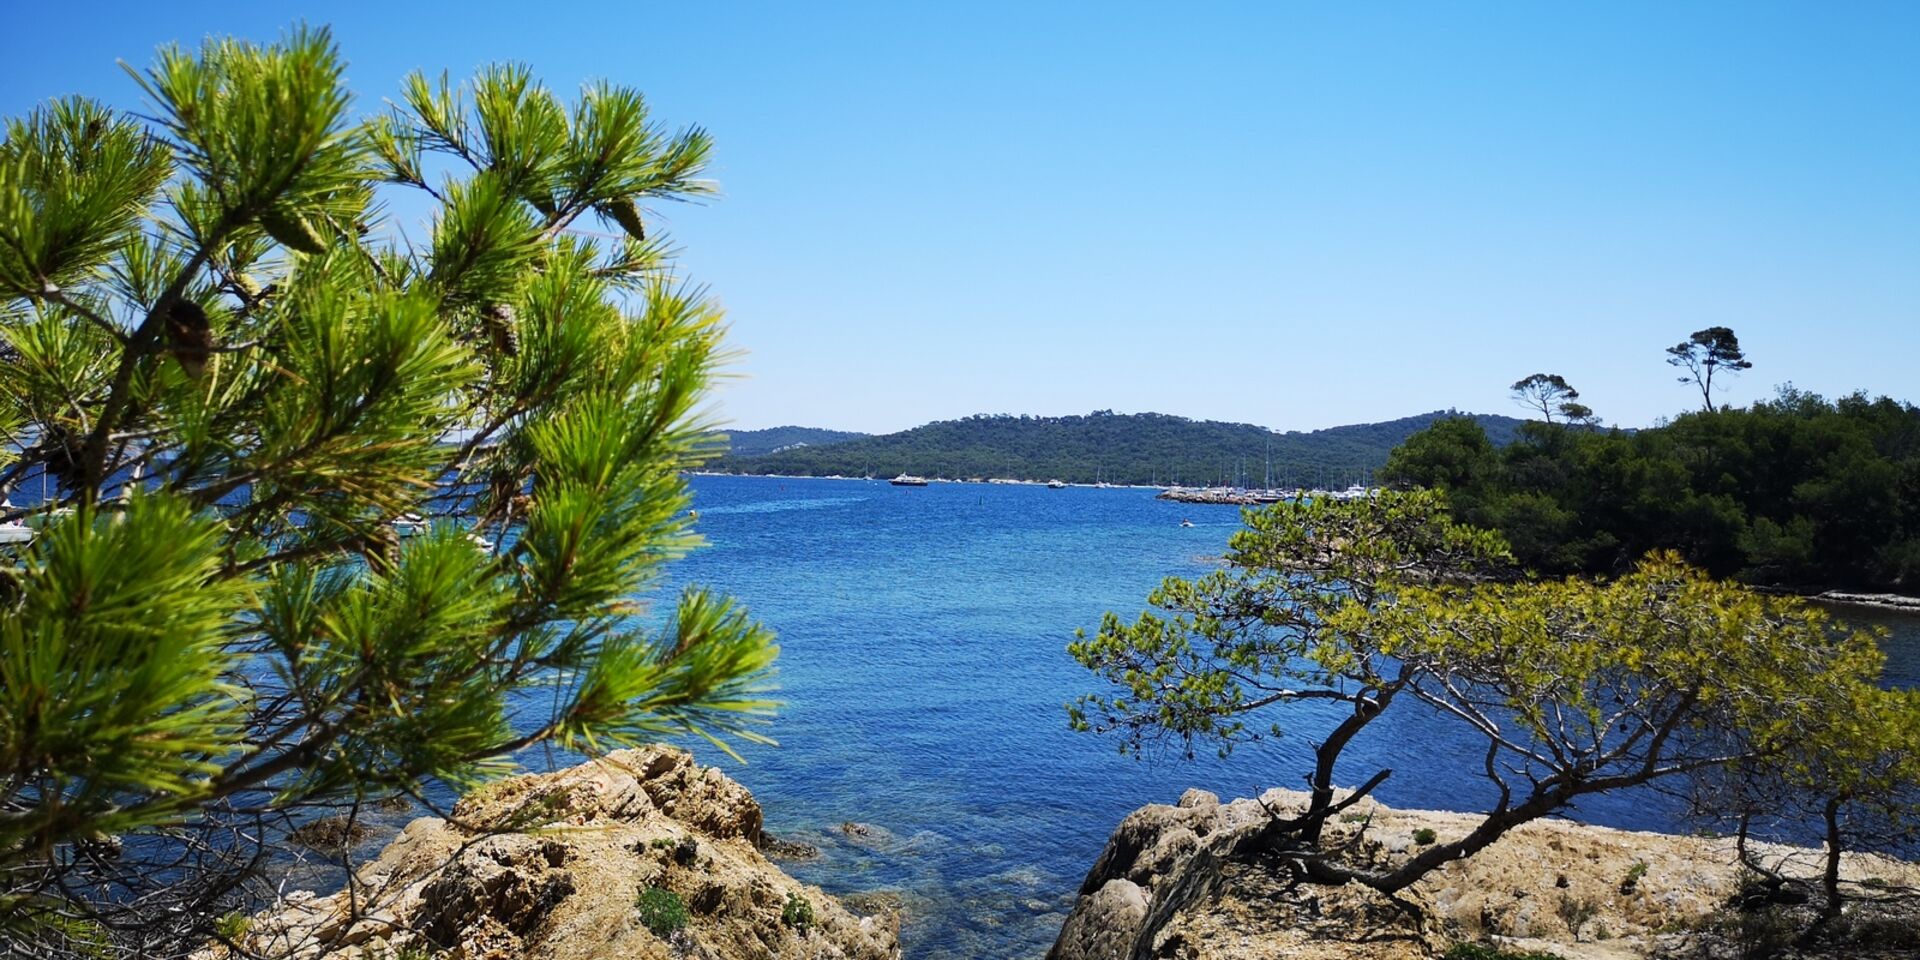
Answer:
[209,746,900,960]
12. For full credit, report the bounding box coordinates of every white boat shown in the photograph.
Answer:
[889,475,929,487]
[0,499,30,545]
[391,512,430,536]
[1180,519,1194,528]
[1047,480,1066,489]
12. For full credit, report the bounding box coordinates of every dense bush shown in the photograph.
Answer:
[1381,388,1920,592]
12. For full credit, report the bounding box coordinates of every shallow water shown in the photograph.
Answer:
[539,476,1906,959]
[372,475,1914,959]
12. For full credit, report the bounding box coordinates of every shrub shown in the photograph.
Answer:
[212,912,251,942]
[1413,827,1437,845]
[1620,860,1649,894]
[1555,893,1598,935]
[1443,944,1563,960]
[636,886,689,938]
[782,892,815,932]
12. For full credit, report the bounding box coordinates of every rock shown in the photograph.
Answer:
[1051,878,1149,960]
[288,815,374,855]
[1177,788,1219,810]
[207,746,899,960]
[1050,787,1920,960]
[840,890,906,919]
[761,832,823,861]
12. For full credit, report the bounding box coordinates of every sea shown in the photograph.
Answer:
[560,474,1920,960]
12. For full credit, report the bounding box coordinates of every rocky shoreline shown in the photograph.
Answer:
[1814,590,1920,614]
[207,747,900,960]
[1051,788,1920,960]
[207,755,1920,960]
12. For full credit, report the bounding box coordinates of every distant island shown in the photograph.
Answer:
[714,410,1526,486]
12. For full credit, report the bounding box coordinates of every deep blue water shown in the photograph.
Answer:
[538,475,1906,959]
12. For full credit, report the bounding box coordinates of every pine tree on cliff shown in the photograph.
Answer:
[0,28,776,957]
[1070,491,1905,924]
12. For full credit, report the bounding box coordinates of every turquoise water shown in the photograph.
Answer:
[588,475,1920,959]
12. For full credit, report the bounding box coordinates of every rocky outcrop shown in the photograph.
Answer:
[213,747,900,960]
[1051,788,1920,960]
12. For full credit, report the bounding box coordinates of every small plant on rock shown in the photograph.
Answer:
[782,892,815,933]
[211,912,251,943]
[1620,860,1649,895]
[1443,944,1564,960]
[1412,827,1437,845]
[636,886,689,938]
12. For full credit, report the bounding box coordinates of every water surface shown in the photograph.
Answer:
[554,476,1920,959]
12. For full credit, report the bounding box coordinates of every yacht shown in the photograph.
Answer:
[1047,479,1067,489]
[0,499,30,545]
[889,474,929,487]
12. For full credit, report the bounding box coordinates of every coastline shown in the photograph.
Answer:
[1812,590,1920,614]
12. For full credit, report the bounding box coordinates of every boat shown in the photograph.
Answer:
[1180,519,1194,528]
[391,512,430,536]
[1047,480,1067,489]
[0,499,30,545]
[889,474,929,487]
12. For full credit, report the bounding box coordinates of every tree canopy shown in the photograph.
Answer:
[1380,389,1920,592]
[1072,491,1893,904]
[1667,326,1755,413]
[0,28,775,957]
[717,409,1529,486]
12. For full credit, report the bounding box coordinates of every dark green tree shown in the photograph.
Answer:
[1667,326,1754,413]
[0,29,776,957]
[1510,373,1584,424]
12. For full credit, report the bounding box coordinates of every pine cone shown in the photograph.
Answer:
[260,208,328,255]
[482,303,519,357]
[606,198,646,241]
[164,299,213,379]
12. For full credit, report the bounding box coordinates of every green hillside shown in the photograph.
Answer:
[713,410,1526,486]
[720,425,869,458]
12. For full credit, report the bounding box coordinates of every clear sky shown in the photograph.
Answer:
[5,3,1917,434]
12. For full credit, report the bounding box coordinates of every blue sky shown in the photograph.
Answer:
[5,3,1917,433]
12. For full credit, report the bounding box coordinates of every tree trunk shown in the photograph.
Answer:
[1301,688,1394,843]
[1804,794,1850,936]
[1364,786,1569,895]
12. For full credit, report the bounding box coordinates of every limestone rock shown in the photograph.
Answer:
[1050,788,1920,960]
[210,746,898,960]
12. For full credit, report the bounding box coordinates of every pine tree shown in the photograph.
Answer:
[0,27,776,956]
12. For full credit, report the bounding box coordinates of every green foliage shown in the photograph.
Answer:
[1380,387,1920,592]
[212,912,251,943]
[1412,827,1436,845]
[1072,491,1887,895]
[721,426,868,458]
[0,26,775,952]
[1667,326,1754,413]
[1443,945,1563,960]
[719,409,1527,486]
[1069,489,1513,759]
[635,886,689,937]
[781,892,815,932]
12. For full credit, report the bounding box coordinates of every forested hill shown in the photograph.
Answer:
[719,426,870,458]
[713,410,1527,486]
